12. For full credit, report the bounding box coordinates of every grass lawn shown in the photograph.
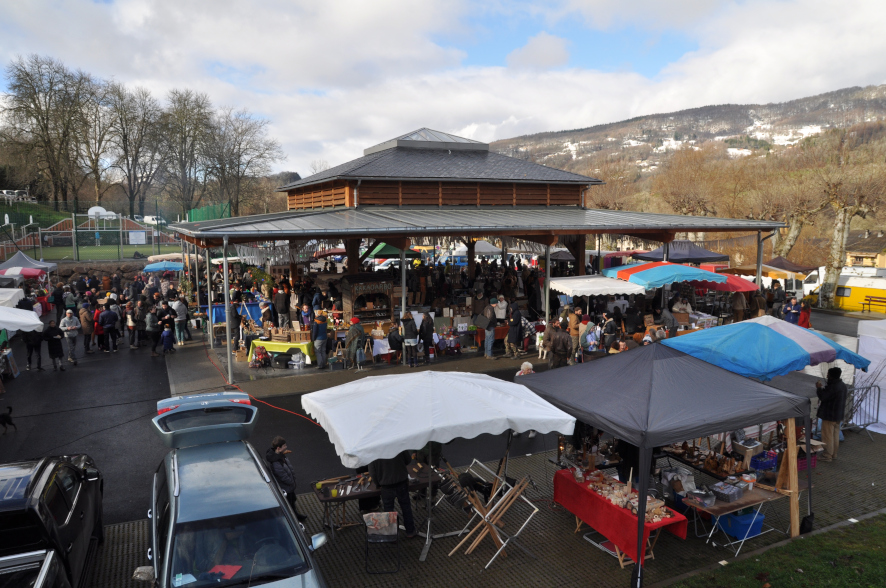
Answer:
[22,244,183,262]
[672,514,886,588]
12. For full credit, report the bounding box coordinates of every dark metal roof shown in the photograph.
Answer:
[171,206,785,242]
[277,147,601,191]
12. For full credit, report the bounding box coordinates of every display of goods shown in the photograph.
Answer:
[687,490,716,507]
[711,481,744,503]
[583,470,673,523]
[750,451,778,472]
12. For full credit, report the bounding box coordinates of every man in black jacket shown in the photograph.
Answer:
[549,321,572,369]
[265,437,308,521]
[24,328,44,371]
[816,367,848,462]
[368,451,416,538]
[274,286,291,328]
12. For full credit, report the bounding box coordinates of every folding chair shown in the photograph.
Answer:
[363,512,400,574]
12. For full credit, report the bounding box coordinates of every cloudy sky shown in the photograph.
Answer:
[2,0,885,175]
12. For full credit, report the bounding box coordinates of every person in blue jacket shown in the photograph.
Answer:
[782,296,801,325]
[160,325,176,354]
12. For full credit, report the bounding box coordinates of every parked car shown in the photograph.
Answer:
[0,455,104,588]
[0,550,72,588]
[142,391,328,588]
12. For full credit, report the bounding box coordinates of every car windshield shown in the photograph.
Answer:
[169,508,307,587]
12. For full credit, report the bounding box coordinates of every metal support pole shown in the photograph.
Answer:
[223,237,234,384]
[663,242,670,262]
[400,247,407,366]
[544,245,551,324]
[756,230,764,291]
[118,214,124,260]
[596,235,601,275]
[38,227,43,259]
[71,213,79,261]
[206,245,214,349]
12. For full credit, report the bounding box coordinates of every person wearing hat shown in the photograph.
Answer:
[345,316,362,369]
[816,367,848,462]
[59,309,82,365]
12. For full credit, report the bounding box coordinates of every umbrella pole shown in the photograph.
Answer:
[420,445,433,561]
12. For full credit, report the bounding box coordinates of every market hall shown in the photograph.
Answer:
[165,129,869,586]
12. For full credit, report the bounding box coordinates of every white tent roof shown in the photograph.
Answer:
[453,240,504,256]
[857,319,886,340]
[0,251,57,273]
[0,307,43,332]
[0,288,24,308]
[856,319,886,434]
[147,253,204,263]
[302,371,575,468]
[549,275,647,297]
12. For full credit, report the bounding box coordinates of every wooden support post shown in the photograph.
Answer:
[786,418,800,537]
[438,181,443,206]
[466,240,476,280]
[346,239,360,274]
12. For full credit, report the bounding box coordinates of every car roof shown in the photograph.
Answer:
[174,441,279,523]
[0,459,47,513]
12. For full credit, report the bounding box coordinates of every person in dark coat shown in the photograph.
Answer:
[98,304,119,352]
[419,313,435,364]
[549,321,572,369]
[505,301,523,359]
[24,328,44,371]
[311,311,329,369]
[387,319,403,364]
[368,451,416,538]
[51,283,65,324]
[400,312,418,368]
[265,436,308,521]
[43,320,66,371]
[816,367,848,462]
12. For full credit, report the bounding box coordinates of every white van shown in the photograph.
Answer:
[142,215,167,226]
[802,266,886,296]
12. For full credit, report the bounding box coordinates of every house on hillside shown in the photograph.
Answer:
[845,230,886,268]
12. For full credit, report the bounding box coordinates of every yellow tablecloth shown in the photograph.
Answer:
[249,339,315,361]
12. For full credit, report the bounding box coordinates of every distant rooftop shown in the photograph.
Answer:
[364,127,488,156]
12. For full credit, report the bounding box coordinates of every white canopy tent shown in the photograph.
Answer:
[0,307,43,332]
[453,240,505,256]
[0,288,25,308]
[0,251,57,273]
[549,275,647,297]
[147,252,204,263]
[856,320,886,434]
[302,371,575,468]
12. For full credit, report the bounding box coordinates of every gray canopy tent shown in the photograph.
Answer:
[519,344,813,587]
[0,250,58,274]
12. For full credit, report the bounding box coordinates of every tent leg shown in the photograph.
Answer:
[401,247,406,366]
[420,445,433,562]
[632,446,651,587]
[804,414,814,526]
[756,231,763,291]
[223,236,234,385]
[544,245,551,324]
[206,246,214,349]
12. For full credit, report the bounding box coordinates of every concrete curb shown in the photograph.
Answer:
[648,506,886,588]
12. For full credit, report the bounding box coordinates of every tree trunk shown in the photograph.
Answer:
[821,207,854,308]
[775,217,804,258]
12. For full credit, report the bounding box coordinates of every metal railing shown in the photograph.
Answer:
[843,384,881,440]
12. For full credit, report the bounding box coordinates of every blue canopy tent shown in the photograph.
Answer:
[662,315,870,381]
[143,261,184,272]
[601,261,727,289]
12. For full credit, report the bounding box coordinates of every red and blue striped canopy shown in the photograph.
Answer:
[602,261,728,289]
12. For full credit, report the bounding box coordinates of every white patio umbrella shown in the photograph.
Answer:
[0,307,43,332]
[302,371,575,468]
[549,275,647,297]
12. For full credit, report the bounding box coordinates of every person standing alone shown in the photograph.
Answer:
[60,309,81,365]
[816,367,848,462]
[265,436,308,522]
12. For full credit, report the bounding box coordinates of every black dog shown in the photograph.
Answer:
[0,407,15,434]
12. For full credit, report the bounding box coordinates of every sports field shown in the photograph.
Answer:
[9,244,183,262]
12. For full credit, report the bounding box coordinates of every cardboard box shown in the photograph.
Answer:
[234,349,249,362]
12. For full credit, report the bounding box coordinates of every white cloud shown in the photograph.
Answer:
[1,0,885,177]
[506,32,570,69]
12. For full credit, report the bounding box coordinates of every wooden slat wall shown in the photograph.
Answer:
[287,181,348,209]
[289,180,583,209]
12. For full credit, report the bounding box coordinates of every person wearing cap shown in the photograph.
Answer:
[59,309,82,364]
[345,316,362,368]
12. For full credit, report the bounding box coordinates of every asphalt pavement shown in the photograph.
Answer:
[809,309,863,337]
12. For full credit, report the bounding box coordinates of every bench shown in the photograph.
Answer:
[861,296,886,312]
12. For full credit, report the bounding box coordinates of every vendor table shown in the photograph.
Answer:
[201,302,262,324]
[682,484,803,556]
[311,466,441,540]
[473,325,508,345]
[248,338,315,361]
[553,469,687,568]
[36,296,50,315]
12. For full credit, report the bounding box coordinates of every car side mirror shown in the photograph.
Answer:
[309,532,328,552]
[85,468,100,482]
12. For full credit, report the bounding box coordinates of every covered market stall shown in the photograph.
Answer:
[302,370,575,565]
[633,240,729,265]
[520,343,814,586]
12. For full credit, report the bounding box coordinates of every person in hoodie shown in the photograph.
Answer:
[310,310,329,369]
[160,324,176,354]
[59,309,81,365]
[98,303,119,353]
[265,437,308,521]
[43,319,66,371]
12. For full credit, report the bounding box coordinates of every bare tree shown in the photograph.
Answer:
[158,89,212,215]
[2,55,91,210]
[653,145,721,240]
[204,107,284,216]
[309,159,329,175]
[76,77,115,206]
[107,84,165,217]
[585,157,637,210]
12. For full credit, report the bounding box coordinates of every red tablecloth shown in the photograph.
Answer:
[36,296,52,312]
[473,325,508,344]
[553,469,687,566]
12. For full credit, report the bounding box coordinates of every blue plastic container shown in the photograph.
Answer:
[719,511,765,540]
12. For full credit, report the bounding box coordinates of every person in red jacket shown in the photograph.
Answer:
[798,301,812,329]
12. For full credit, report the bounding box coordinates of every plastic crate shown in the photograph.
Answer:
[797,454,817,471]
[711,482,744,503]
[750,451,778,471]
[719,511,765,540]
